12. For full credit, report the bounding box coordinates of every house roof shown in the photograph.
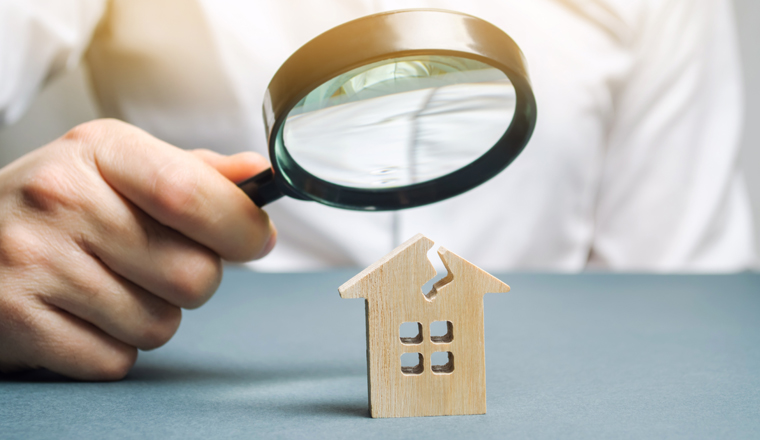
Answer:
[338,233,434,299]
[339,233,509,300]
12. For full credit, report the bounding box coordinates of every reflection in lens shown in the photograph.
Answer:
[282,56,516,189]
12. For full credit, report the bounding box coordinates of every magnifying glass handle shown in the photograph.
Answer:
[237,168,284,207]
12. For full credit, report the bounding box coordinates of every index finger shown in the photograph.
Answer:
[76,120,274,262]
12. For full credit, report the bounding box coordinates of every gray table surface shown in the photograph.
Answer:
[1,269,759,439]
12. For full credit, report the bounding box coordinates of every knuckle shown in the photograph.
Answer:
[18,163,87,214]
[61,121,100,143]
[0,293,38,336]
[136,305,182,350]
[61,118,125,144]
[0,224,51,267]
[67,269,104,305]
[92,207,139,243]
[91,346,137,381]
[165,250,222,308]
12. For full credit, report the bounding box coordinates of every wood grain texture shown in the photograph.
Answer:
[339,233,510,418]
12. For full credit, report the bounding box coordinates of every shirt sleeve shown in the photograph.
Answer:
[589,0,756,271]
[0,0,106,126]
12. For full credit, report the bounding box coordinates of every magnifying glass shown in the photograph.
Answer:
[238,8,537,211]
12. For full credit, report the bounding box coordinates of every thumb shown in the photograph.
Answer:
[191,149,271,184]
[190,148,278,259]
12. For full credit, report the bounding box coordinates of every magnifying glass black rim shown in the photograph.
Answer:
[262,8,537,211]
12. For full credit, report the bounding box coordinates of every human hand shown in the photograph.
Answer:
[0,119,276,380]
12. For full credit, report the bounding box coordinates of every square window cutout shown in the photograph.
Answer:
[400,322,422,344]
[401,353,424,375]
[431,351,454,374]
[430,321,453,343]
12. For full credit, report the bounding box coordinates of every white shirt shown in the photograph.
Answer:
[0,0,756,272]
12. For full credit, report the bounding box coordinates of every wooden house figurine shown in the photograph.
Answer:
[339,233,510,418]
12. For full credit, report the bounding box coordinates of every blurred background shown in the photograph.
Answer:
[1,0,758,264]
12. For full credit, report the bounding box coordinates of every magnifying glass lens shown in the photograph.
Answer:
[282,55,516,189]
[238,10,536,210]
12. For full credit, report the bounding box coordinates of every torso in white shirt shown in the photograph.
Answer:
[4,0,756,271]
